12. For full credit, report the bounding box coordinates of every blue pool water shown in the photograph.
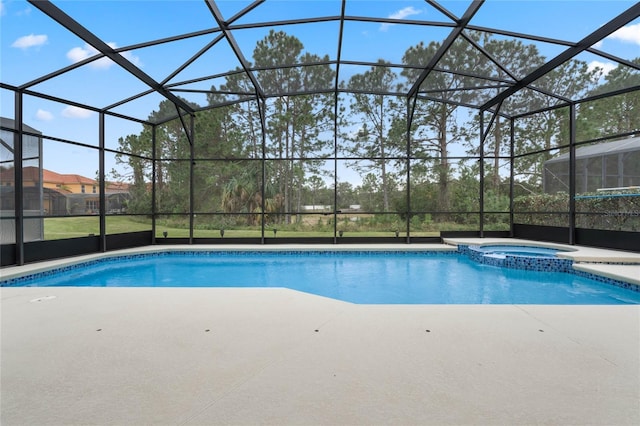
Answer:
[5,252,639,305]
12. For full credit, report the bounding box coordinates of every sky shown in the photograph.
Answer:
[1,0,639,182]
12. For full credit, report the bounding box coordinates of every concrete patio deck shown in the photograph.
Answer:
[2,242,639,425]
[2,290,639,425]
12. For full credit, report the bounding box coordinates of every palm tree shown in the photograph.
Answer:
[221,162,284,225]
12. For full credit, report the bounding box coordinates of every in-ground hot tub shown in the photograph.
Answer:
[461,244,574,272]
[473,245,564,259]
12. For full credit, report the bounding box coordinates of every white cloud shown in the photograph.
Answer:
[35,109,54,121]
[67,43,112,69]
[608,22,640,45]
[380,6,422,32]
[61,106,94,119]
[0,1,5,17]
[588,60,616,78]
[15,5,31,16]
[67,42,141,69]
[11,34,47,49]
[120,50,142,67]
[591,40,603,49]
[66,44,95,62]
[389,6,422,20]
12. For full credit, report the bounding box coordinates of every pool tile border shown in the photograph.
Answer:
[0,250,457,287]
[572,270,640,291]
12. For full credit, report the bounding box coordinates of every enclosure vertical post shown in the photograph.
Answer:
[479,111,484,238]
[509,117,515,237]
[333,1,346,244]
[568,103,576,245]
[258,98,267,244]
[14,91,24,265]
[617,151,624,188]
[333,93,339,244]
[189,115,195,244]
[406,95,417,243]
[99,112,106,252]
[151,124,157,244]
[38,129,43,242]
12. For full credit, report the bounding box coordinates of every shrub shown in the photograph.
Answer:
[514,189,640,231]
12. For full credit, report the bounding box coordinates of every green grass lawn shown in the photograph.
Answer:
[44,216,448,240]
[44,216,152,240]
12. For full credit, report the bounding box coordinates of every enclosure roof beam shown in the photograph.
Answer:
[460,32,518,81]
[412,93,511,119]
[204,0,266,100]
[585,49,640,71]
[510,85,640,121]
[407,0,484,99]
[465,23,640,71]
[334,0,347,96]
[426,0,459,22]
[160,34,225,86]
[456,31,575,109]
[104,89,156,112]
[27,0,195,114]
[20,28,224,98]
[466,25,576,48]
[163,58,517,97]
[224,15,455,32]
[480,1,640,111]
[166,85,511,120]
[578,85,640,105]
[161,1,263,87]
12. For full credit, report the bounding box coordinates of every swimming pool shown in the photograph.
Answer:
[4,251,639,305]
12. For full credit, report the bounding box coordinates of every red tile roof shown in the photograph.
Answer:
[42,168,96,185]
[1,167,129,192]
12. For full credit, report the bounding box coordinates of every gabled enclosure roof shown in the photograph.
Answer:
[0,117,42,135]
[546,136,640,163]
[1,0,639,124]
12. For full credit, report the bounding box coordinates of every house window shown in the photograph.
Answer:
[81,185,85,193]
[92,185,96,194]
[86,200,99,212]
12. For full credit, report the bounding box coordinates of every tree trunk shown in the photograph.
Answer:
[284,99,291,225]
[379,98,389,211]
[438,104,450,215]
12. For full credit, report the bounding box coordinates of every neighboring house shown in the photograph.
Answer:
[302,205,332,212]
[1,164,130,244]
[543,136,640,194]
[42,168,99,195]
[1,166,130,215]
[2,117,129,217]
[41,168,100,214]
